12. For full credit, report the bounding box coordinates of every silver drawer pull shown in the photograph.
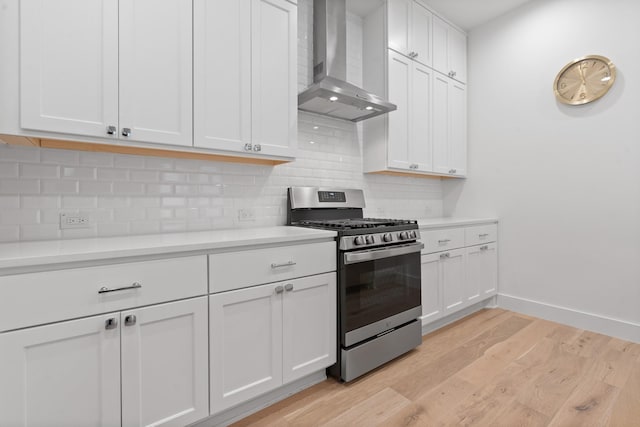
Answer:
[480,245,489,251]
[105,317,118,330]
[440,252,450,259]
[285,283,294,292]
[438,239,451,244]
[98,282,142,294]
[479,233,490,238]
[275,285,284,294]
[124,314,137,326]
[271,261,296,269]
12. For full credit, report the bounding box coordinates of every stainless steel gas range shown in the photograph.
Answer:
[287,187,423,382]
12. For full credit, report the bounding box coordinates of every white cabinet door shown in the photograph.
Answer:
[387,0,410,57]
[420,253,443,325]
[0,313,121,427]
[210,284,283,413]
[193,0,251,151]
[119,0,192,146]
[433,73,466,176]
[251,0,297,157]
[411,63,433,172]
[467,243,498,301]
[387,50,412,170]
[432,15,466,83]
[449,80,467,176]
[121,298,208,427]
[282,273,337,384]
[441,248,466,315]
[20,0,119,138]
[410,1,432,67]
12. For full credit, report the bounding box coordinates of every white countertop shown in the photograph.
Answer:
[0,226,337,271]
[417,217,498,229]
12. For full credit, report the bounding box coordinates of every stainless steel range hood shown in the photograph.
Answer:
[298,0,396,122]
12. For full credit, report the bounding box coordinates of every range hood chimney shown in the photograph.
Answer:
[298,0,396,122]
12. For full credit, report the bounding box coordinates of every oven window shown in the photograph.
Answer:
[342,251,421,335]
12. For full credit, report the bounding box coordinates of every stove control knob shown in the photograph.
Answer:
[354,236,365,246]
[383,233,393,242]
[399,231,409,241]
[409,230,417,239]
[365,235,374,245]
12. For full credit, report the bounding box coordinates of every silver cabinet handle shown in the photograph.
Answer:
[449,169,457,174]
[107,125,117,135]
[479,233,489,238]
[98,282,142,294]
[275,285,284,294]
[253,144,262,152]
[438,239,451,244]
[344,242,424,265]
[452,71,457,77]
[244,143,253,151]
[480,245,489,251]
[122,128,132,137]
[284,283,294,292]
[124,314,137,326]
[271,261,296,269]
[105,317,118,330]
[413,52,419,58]
[440,252,450,259]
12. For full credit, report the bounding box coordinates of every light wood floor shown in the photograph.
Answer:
[232,309,640,426]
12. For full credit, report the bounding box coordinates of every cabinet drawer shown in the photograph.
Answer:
[209,241,336,293]
[465,224,498,246]
[421,228,465,254]
[0,256,207,332]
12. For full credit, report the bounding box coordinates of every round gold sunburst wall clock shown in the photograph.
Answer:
[553,55,616,105]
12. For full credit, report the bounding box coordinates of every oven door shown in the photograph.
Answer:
[340,242,423,347]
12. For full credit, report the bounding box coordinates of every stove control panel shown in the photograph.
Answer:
[340,229,421,251]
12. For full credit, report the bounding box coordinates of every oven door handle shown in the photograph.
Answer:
[344,242,424,265]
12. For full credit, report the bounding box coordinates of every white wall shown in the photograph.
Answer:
[0,0,443,242]
[444,0,640,337]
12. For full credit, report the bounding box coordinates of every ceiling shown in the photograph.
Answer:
[347,0,536,32]
[420,0,535,31]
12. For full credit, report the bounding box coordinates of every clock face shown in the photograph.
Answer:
[554,55,616,105]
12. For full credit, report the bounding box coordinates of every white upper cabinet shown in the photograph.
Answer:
[20,0,192,146]
[194,0,297,159]
[118,0,193,146]
[386,50,433,172]
[20,0,119,138]
[433,74,467,176]
[432,15,467,84]
[387,0,432,67]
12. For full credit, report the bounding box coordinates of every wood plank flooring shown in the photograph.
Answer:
[231,309,640,427]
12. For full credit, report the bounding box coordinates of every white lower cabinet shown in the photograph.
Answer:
[210,272,336,413]
[0,297,209,427]
[420,223,498,327]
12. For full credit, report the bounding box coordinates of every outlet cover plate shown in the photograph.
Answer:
[60,213,91,229]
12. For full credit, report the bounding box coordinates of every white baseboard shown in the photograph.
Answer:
[191,371,327,427]
[498,293,640,343]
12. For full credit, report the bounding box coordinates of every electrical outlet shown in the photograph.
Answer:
[237,208,255,222]
[59,213,91,229]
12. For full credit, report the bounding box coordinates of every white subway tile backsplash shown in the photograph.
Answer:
[62,196,97,209]
[0,225,20,242]
[0,196,20,208]
[20,163,59,178]
[113,182,145,195]
[0,163,18,177]
[62,166,96,180]
[0,1,443,243]
[40,148,78,164]
[21,224,61,241]
[0,179,40,194]
[1,209,39,225]
[79,181,113,195]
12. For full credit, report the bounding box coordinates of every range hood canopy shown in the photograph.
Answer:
[298,0,396,122]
